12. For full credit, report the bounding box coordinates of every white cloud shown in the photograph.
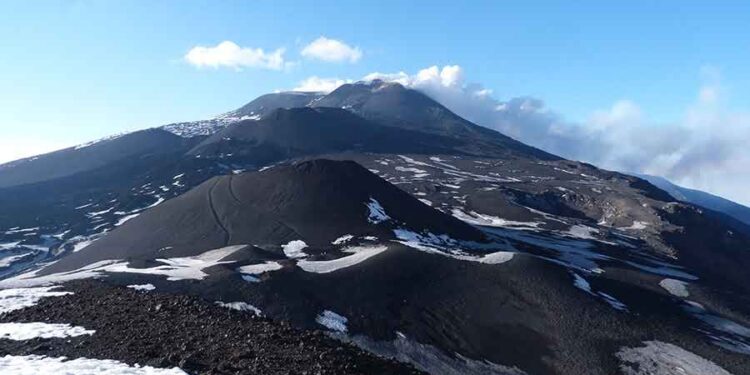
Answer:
[292,76,351,93]
[184,41,286,70]
[301,37,362,63]
[365,65,750,206]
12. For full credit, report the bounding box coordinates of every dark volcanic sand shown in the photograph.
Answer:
[0,280,423,375]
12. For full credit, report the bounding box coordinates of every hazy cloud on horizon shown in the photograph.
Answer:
[363,65,750,206]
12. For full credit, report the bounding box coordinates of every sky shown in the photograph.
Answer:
[0,1,749,204]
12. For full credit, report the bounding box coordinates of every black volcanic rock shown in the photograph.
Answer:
[189,107,468,163]
[0,280,424,375]
[225,91,324,119]
[40,159,485,274]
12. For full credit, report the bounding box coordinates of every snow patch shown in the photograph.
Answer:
[418,198,433,206]
[572,272,592,293]
[395,166,429,178]
[366,198,391,224]
[566,225,600,240]
[298,246,389,274]
[73,133,124,150]
[282,240,308,259]
[659,278,689,298]
[571,272,627,311]
[0,355,188,374]
[616,341,732,375]
[127,284,155,292]
[0,323,94,341]
[0,260,120,288]
[4,227,39,235]
[621,221,649,230]
[316,310,348,333]
[394,229,514,265]
[0,287,72,314]
[215,301,262,316]
[115,214,140,227]
[104,245,246,281]
[0,254,30,268]
[237,261,283,275]
[0,241,22,251]
[332,235,354,245]
[66,234,102,253]
[1,246,247,287]
[452,209,542,229]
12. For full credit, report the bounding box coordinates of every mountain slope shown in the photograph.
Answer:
[188,107,473,164]
[0,129,197,188]
[223,91,324,119]
[38,159,485,275]
[4,159,750,375]
[638,174,750,227]
[311,80,558,160]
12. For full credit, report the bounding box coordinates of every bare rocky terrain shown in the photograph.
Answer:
[0,280,423,375]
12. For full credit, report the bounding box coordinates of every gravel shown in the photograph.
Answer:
[0,280,423,375]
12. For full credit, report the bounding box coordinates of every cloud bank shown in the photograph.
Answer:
[293,76,352,93]
[299,65,750,206]
[185,41,286,70]
[301,37,362,63]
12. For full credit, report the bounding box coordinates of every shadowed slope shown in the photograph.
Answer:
[40,159,485,275]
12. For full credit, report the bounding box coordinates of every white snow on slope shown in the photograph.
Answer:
[0,287,71,314]
[572,272,593,293]
[476,251,516,264]
[0,323,94,341]
[316,310,348,333]
[621,221,649,231]
[616,341,732,375]
[282,240,308,259]
[0,260,123,288]
[366,198,391,224]
[395,166,429,178]
[115,214,140,227]
[297,245,389,274]
[237,261,283,275]
[451,209,542,229]
[127,284,155,291]
[0,355,188,375]
[74,133,124,150]
[332,235,353,245]
[0,254,29,268]
[397,155,432,167]
[566,225,600,240]
[0,241,22,251]
[659,278,689,298]
[0,246,247,288]
[67,234,102,253]
[104,245,246,281]
[215,301,262,316]
[394,229,514,265]
[162,119,235,138]
[144,197,165,209]
[4,228,39,236]
[571,272,628,311]
[418,198,432,206]
[87,207,114,218]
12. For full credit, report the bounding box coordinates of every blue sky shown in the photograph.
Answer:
[1,1,749,203]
